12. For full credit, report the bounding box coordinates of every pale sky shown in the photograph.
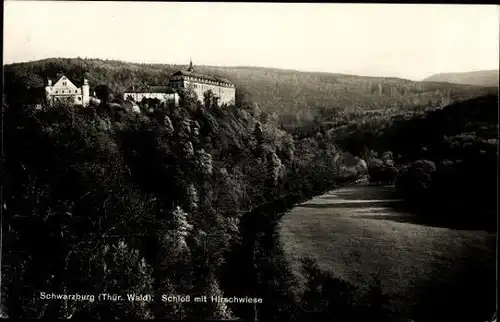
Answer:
[3,1,499,80]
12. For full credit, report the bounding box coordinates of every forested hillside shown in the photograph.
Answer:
[423,70,499,87]
[2,88,395,320]
[4,58,495,129]
[334,94,499,231]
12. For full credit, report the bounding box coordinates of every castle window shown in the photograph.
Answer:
[78,97,81,101]
[63,81,67,86]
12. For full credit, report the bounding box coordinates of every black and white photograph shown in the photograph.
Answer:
[1,1,498,321]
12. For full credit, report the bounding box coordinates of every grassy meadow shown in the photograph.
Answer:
[279,184,497,321]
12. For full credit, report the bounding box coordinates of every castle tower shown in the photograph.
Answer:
[44,79,52,102]
[82,78,90,107]
[188,59,194,72]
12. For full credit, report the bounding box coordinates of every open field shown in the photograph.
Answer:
[279,184,497,320]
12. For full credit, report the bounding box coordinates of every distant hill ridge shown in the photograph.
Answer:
[4,58,496,117]
[423,70,499,87]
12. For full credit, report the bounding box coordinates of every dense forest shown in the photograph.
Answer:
[2,58,497,320]
[333,94,498,232]
[2,85,395,320]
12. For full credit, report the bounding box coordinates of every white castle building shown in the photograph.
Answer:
[169,60,236,106]
[45,75,91,107]
[123,86,180,106]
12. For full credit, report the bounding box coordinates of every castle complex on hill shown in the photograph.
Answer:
[123,60,236,106]
[44,60,236,109]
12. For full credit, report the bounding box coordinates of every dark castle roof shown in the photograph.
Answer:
[170,70,233,85]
